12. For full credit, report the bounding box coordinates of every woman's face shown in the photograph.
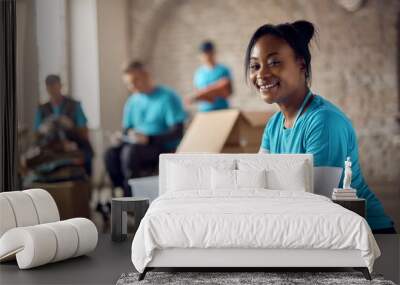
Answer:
[249,34,306,104]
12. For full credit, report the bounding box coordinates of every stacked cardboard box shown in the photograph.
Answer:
[30,180,91,220]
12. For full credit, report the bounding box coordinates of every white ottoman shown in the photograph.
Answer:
[0,189,98,269]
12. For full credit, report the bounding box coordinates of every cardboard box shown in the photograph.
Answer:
[177,109,274,153]
[30,180,91,220]
[220,145,261,153]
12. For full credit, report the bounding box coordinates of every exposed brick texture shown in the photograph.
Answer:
[128,0,400,183]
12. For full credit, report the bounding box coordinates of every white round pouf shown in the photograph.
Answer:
[0,226,57,269]
[65,218,98,257]
[23,189,60,224]
[0,189,98,269]
[0,196,17,237]
[1,192,39,227]
[42,221,79,262]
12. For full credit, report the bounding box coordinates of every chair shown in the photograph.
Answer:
[0,188,97,269]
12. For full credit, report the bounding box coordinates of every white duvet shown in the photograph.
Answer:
[131,190,380,273]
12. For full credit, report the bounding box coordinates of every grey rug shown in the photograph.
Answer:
[116,271,396,285]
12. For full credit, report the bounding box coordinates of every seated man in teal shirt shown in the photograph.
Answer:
[186,41,233,112]
[34,74,93,175]
[104,61,186,197]
[245,21,395,233]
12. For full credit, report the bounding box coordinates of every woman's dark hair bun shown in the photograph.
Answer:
[292,20,315,44]
[245,20,316,85]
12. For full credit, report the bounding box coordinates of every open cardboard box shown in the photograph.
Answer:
[177,109,275,153]
[30,180,91,220]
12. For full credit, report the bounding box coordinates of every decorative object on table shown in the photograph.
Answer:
[116,271,394,285]
[343,156,353,189]
[332,198,366,218]
[111,197,149,242]
[332,157,358,200]
[0,189,98,269]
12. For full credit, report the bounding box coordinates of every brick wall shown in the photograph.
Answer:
[128,0,400,183]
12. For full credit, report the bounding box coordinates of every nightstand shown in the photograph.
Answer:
[111,197,149,242]
[332,198,366,218]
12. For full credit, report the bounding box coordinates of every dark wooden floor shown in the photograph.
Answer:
[0,235,133,285]
[0,234,398,284]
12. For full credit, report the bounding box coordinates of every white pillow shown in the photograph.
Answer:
[168,163,210,191]
[237,169,267,189]
[167,160,235,192]
[211,169,267,190]
[238,159,309,192]
[211,168,236,190]
[266,162,307,191]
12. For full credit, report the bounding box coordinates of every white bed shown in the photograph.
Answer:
[131,154,380,280]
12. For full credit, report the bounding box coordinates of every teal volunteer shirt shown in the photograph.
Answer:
[260,93,393,230]
[122,85,186,150]
[193,63,232,112]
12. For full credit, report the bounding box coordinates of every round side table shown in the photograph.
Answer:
[111,197,149,242]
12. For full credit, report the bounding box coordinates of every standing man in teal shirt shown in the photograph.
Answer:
[104,61,186,197]
[245,21,395,233]
[187,41,233,112]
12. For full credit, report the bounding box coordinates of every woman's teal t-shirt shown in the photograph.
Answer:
[260,93,393,230]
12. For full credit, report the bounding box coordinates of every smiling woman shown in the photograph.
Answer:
[244,21,396,233]
[245,21,314,128]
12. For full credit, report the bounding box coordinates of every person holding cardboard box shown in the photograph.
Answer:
[186,41,233,112]
[245,20,395,233]
[104,61,186,197]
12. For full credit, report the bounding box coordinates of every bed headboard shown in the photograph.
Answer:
[159,153,314,195]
